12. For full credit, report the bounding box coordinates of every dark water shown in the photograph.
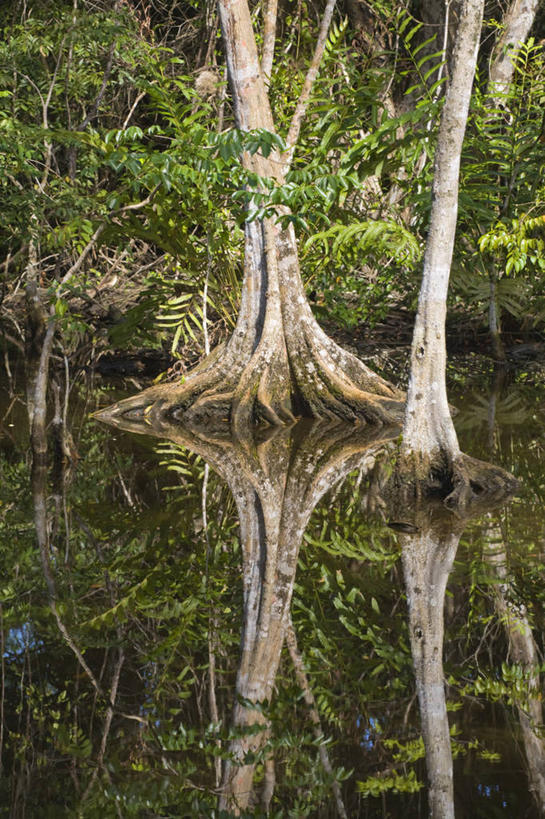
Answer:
[1,353,545,817]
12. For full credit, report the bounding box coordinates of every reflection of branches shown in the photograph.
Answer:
[483,368,545,810]
[483,517,545,811]
[29,357,129,807]
[286,616,348,819]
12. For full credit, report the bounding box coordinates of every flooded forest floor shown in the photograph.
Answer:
[1,308,545,818]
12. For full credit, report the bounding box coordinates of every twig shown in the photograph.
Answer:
[203,237,212,356]
[57,224,106,288]
[57,186,160,291]
[78,39,116,131]
[122,90,146,129]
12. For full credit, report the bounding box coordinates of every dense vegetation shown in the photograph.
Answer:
[2,0,545,374]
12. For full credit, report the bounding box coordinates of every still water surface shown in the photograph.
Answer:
[1,357,544,817]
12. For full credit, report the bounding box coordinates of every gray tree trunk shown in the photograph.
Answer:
[97,0,405,433]
[402,0,484,467]
[395,0,521,506]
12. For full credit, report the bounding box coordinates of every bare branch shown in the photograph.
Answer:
[57,186,160,290]
[57,224,106,288]
[284,0,337,169]
[122,90,146,129]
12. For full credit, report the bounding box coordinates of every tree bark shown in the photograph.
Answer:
[402,0,483,463]
[398,0,518,506]
[96,0,405,433]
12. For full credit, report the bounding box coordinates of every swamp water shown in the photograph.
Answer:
[1,354,545,817]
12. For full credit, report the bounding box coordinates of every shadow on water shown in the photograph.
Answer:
[1,353,544,816]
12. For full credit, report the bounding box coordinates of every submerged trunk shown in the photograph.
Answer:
[96,0,405,433]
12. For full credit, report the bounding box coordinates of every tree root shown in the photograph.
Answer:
[444,452,520,510]
[96,330,406,431]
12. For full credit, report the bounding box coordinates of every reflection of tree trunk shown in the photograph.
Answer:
[399,510,463,819]
[483,520,545,812]
[97,409,396,813]
[483,368,545,811]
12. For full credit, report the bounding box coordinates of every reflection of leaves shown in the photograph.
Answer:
[456,390,534,430]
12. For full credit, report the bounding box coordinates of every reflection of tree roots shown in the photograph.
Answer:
[391,449,519,512]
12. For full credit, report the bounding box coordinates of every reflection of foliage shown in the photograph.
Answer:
[2,370,545,815]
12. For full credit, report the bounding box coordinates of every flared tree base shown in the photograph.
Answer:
[96,320,405,434]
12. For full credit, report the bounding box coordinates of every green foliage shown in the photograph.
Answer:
[451,37,545,328]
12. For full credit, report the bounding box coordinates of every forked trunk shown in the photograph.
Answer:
[96,0,405,433]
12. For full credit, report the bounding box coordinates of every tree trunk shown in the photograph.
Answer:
[398,0,517,506]
[96,0,405,433]
[485,0,540,359]
[489,0,540,99]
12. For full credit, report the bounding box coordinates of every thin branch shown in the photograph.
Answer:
[57,185,160,291]
[57,224,106,288]
[122,90,146,130]
[78,39,116,130]
[284,0,337,169]
[261,0,278,89]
